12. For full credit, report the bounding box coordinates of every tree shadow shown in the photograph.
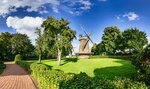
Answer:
[93,60,136,79]
[61,58,79,65]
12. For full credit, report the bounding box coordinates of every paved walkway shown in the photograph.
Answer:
[0,62,36,89]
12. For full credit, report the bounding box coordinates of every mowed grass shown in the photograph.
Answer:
[29,58,136,79]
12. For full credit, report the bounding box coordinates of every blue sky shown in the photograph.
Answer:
[0,0,150,52]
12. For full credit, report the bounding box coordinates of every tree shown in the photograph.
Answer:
[91,43,105,55]
[11,33,34,57]
[0,32,12,61]
[35,28,43,63]
[122,28,148,54]
[42,16,76,66]
[102,26,123,55]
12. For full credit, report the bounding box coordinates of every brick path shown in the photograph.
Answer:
[0,62,36,89]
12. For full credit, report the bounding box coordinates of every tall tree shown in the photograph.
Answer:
[0,32,12,61]
[91,43,105,55]
[35,28,43,63]
[42,16,76,66]
[102,26,123,55]
[122,28,148,54]
[11,33,34,57]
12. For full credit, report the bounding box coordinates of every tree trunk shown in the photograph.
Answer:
[58,49,62,66]
[38,54,41,63]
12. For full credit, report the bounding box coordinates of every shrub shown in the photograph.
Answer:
[14,54,23,63]
[134,44,150,85]
[113,78,148,89]
[17,61,148,89]
[16,61,32,73]
[30,63,73,89]
[60,72,95,89]
[0,61,6,74]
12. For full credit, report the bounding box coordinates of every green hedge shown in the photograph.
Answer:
[0,61,6,74]
[16,61,148,89]
[90,55,132,60]
[14,54,23,63]
[30,63,74,89]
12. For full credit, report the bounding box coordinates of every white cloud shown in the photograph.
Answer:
[123,12,139,21]
[61,0,92,15]
[0,0,92,16]
[6,16,45,45]
[98,0,107,2]
[0,0,59,16]
[117,12,139,21]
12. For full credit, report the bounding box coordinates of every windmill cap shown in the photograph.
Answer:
[79,36,88,40]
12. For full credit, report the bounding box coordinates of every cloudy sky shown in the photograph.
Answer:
[0,0,150,52]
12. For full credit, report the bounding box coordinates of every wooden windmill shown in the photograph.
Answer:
[76,26,94,58]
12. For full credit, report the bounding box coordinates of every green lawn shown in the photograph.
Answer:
[28,58,136,79]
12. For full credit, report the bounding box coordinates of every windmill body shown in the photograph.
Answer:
[76,35,93,58]
[79,36,90,53]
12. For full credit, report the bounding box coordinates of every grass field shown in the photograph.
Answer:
[28,57,136,79]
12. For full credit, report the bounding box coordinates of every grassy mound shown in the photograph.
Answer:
[30,58,136,79]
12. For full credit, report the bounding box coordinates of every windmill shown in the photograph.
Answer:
[76,26,94,58]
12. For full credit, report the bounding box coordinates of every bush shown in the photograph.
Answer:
[60,72,95,89]
[14,54,23,63]
[61,75,148,89]
[30,63,73,89]
[0,61,6,74]
[17,61,148,89]
[16,61,33,73]
[134,44,150,85]
[112,78,147,89]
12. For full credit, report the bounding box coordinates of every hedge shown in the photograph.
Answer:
[16,61,148,89]
[15,61,32,73]
[14,54,23,63]
[0,61,6,74]
[90,55,132,60]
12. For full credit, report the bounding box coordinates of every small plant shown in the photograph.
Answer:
[14,54,23,63]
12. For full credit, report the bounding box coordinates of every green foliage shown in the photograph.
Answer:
[0,32,34,61]
[41,16,76,65]
[35,28,44,63]
[112,78,147,89]
[17,60,148,89]
[134,44,150,85]
[92,43,105,55]
[122,28,148,54]
[102,26,123,55]
[30,63,73,89]
[0,61,6,74]
[95,27,148,56]
[60,72,95,89]
[14,54,23,63]
[0,32,12,61]
[11,33,34,56]
[61,73,147,89]
[15,61,33,73]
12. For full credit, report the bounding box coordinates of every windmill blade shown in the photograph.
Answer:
[86,32,94,44]
[89,32,92,36]
[80,25,94,45]
[87,36,94,44]
[83,39,89,50]
[80,25,89,36]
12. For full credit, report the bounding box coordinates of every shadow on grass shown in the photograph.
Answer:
[61,58,79,65]
[60,60,137,89]
[93,60,136,79]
